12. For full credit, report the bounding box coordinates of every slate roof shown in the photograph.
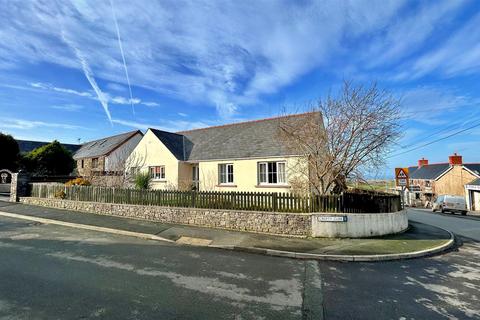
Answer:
[408,166,418,176]
[409,163,450,180]
[73,130,142,160]
[467,178,480,186]
[149,129,186,160]
[464,164,480,177]
[16,140,81,154]
[150,112,322,161]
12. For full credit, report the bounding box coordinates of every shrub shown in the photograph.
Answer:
[65,177,91,186]
[134,172,151,190]
[54,190,66,199]
[0,132,20,171]
[24,141,74,175]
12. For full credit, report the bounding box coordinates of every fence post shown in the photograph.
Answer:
[191,191,196,208]
[272,192,278,212]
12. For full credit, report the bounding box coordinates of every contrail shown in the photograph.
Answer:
[109,0,135,115]
[61,31,113,124]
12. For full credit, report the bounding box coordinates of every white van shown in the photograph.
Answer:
[432,195,467,215]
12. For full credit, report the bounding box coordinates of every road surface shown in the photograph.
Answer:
[0,204,479,319]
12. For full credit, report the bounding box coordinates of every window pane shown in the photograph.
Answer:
[268,162,277,183]
[259,163,267,183]
[219,164,226,184]
[149,167,154,178]
[227,164,234,183]
[160,166,165,179]
[277,162,286,183]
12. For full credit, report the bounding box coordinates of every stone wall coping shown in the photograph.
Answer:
[21,197,403,216]
[312,210,405,216]
[20,197,311,216]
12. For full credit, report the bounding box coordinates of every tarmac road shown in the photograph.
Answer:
[1,204,479,319]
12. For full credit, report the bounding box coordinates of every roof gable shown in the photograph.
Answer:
[149,129,186,160]
[73,130,142,159]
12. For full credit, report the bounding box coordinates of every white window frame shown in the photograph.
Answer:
[258,161,287,185]
[219,163,234,185]
[149,166,165,180]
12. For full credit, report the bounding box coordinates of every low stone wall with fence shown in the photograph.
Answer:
[15,183,406,238]
[20,197,312,237]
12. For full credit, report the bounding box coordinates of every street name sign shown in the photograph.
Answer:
[317,215,348,222]
[395,168,409,187]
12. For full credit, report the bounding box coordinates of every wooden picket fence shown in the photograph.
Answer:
[29,183,401,214]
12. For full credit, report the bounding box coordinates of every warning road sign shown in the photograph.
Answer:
[395,168,409,187]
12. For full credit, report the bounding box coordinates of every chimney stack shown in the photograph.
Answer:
[449,153,463,166]
[418,158,429,167]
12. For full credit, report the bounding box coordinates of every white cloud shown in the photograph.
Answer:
[0,118,83,130]
[399,11,480,80]
[112,118,211,132]
[50,104,84,112]
[0,0,408,118]
[178,112,187,117]
[400,86,477,124]
[141,101,159,107]
[30,82,158,107]
[0,0,476,119]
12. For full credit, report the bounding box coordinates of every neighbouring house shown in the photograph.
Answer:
[406,154,480,206]
[127,113,318,192]
[16,139,81,154]
[465,179,480,212]
[74,130,143,177]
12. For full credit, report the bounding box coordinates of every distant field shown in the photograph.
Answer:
[348,180,397,193]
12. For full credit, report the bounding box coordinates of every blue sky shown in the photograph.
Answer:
[0,0,479,177]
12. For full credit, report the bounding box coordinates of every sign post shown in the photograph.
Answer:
[395,168,410,208]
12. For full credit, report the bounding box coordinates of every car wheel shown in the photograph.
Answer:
[461,211,467,216]
[441,208,445,213]
[432,207,436,212]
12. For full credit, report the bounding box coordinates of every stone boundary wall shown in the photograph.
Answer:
[19,197,407,238]
[20,197,311,237]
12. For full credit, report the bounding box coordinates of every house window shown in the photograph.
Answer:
[81,160,84,169]
[130,166,139,176]
[219,163,234,184]
[92,158,99,168]
[258,161,286,184]
[149,166,165,180]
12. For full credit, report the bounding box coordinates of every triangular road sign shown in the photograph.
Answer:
[397,170,407,179]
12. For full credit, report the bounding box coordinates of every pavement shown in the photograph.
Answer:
[0,201,453,259]
[0,204,479,319]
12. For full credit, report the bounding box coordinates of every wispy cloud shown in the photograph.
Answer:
[50,104,84,112]
[112,118,211,132]
[30,82,158,107]
[0,118,83,130]
[60,31,113,123]
[0,1,477,119]
[396,11,480,80]
[109,0,136,115]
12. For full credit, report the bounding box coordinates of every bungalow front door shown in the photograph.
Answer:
[192,165,199,191]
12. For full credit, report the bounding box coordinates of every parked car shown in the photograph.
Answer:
[432,195,467,215]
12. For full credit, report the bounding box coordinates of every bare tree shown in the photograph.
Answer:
[279,81,402,195]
